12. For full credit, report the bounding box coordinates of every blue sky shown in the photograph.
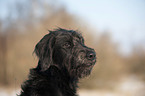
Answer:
[60,0,145,54]
[0,0,145,55]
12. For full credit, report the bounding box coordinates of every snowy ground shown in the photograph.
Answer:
[1,76,145,96]
[0,88,145,96]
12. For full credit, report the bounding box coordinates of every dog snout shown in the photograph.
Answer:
[86,51,96,60]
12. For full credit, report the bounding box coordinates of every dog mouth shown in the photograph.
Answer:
[79,59,96,68]
[86,58,96,65]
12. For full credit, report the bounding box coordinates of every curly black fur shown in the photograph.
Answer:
[19,28,96,96]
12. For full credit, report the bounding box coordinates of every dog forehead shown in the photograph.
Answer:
[56,30,83,41]
[72,31,83,40]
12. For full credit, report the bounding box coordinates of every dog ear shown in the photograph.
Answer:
[34,33,54,71]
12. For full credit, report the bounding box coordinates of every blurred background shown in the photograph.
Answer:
[0,0,145,96]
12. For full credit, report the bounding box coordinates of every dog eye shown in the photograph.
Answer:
[63,42,71,48]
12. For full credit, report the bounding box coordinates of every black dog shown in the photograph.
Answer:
[19,28,96,96]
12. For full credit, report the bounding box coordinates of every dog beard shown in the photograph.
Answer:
[60,52,95,79]
[76,64,94,78]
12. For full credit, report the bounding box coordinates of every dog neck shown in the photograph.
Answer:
[41,66,78,87]
[32,65,79,95]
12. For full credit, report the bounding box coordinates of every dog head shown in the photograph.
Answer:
[35,28,96,78]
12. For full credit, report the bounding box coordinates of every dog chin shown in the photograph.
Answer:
[78,69,92,78]
[76,65,93,78]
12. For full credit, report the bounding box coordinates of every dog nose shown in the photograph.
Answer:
[87,51,96,60]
